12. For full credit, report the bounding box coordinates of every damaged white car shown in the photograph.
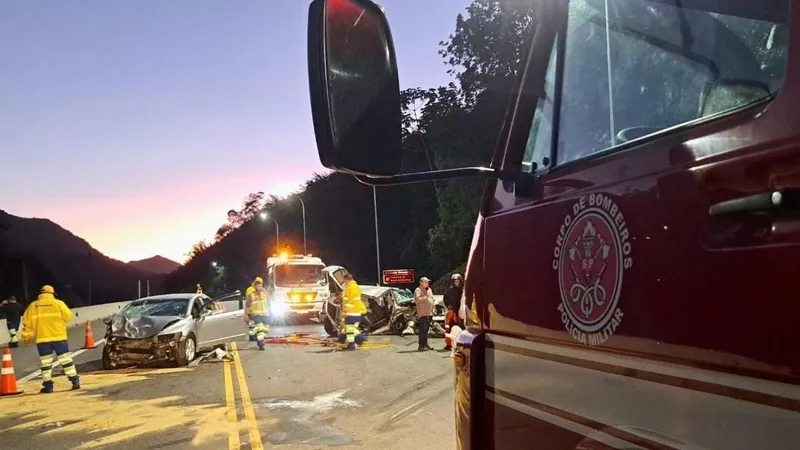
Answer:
[318,265,446,337]
[102,293,244,369]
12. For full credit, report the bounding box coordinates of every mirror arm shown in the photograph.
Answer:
[353,167,519,186]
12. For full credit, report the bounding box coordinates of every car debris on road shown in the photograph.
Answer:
[189,347,234,366]
[257,332,392,350]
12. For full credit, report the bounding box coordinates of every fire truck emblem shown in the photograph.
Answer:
[553,194,633,346]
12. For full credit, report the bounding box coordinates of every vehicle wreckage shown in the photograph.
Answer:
[102,293,245,369]
[320,282,447,338]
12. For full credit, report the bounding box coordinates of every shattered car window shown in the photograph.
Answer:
[395,289,414,305]
[122,298,190,318]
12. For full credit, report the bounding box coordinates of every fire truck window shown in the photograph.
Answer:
[554,0,788,166]
[522,35,558,173]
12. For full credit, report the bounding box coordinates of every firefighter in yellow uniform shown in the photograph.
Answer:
[338,273,367,350]
[244,277,262,342]
[21,285,80,393]
[244,279,270,351]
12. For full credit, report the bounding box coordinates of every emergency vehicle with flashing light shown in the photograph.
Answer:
[265,253,329,320]
[305,0,800,448]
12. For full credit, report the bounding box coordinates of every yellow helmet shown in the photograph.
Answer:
[40,285,55,294]
[254,277,263,285]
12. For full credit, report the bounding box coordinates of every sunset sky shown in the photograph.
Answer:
[0,0,469,263]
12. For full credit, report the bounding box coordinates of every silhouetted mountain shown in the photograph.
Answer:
[128,255,180,275]
[0,210,164,306]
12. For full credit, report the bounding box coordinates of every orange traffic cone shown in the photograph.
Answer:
[0,347,23,397]
[83,321,96,349]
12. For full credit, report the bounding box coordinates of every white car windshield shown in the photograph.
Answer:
[121,298,189,318]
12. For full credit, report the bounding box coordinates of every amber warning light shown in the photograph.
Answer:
[382,269,415,285]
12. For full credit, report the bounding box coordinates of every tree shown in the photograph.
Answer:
[403,0,536,273]
[439,0,535,103]
[239,192,266,221]
[185,240,209,263]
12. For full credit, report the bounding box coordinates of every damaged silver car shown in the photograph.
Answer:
[102,293,245,369]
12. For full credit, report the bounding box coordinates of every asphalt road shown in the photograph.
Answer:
[0,322,456,450]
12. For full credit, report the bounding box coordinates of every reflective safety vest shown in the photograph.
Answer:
[249,291,269,316]
[244,285,256,315]
[21,293,73,344]
[342,281,367,315]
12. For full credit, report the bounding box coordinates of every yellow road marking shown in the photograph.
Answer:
[223,356,241,450]
[231,342,264,450]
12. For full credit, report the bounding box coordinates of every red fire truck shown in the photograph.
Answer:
[306,0,799,448]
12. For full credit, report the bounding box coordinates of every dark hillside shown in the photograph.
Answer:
[0,210,162,306]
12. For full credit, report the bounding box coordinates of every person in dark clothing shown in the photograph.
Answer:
[442,274,464,351]
[1,296,25,347]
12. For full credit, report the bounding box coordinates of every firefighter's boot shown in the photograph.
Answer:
[40,380,54,394]
[69,375,81,390]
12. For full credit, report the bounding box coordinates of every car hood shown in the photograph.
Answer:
[108,314,186,339]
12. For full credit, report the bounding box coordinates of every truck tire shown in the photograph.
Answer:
[174,334,196,367]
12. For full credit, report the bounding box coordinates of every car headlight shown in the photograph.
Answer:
[156,332,182,343]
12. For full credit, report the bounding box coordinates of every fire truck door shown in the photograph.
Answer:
[483,2,798,449]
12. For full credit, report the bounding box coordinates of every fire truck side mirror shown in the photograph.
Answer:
[307,0,403,178]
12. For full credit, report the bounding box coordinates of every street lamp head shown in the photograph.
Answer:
[259,212,268,220]
[211,261,218,267]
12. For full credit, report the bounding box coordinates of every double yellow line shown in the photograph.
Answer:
[223,342,264,449]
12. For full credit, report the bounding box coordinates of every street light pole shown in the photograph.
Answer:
[274,218,280,249]
[373,186,381,284]
[293,196,307,254]
[259,213,280,251]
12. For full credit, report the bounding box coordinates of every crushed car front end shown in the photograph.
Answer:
[102,315,193,369]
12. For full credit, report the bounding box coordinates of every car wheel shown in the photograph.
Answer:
[323,317,338,337]
[175,334,196,367]
[390,316,407,335]
[102,346,118,370]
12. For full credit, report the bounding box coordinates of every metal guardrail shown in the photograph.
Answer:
[1,301,132,346]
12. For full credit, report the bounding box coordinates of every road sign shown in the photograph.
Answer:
[382,269,415,285]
